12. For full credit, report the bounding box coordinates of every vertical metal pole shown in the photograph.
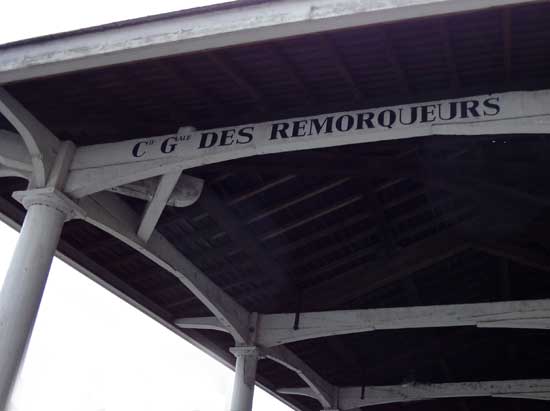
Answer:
[0,192,72,410]
[229,346,259,411]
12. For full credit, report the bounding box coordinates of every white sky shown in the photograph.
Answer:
[0,1,293,410]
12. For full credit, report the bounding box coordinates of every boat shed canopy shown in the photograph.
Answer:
[2,1,550,410]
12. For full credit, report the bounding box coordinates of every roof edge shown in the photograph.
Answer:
[0,0,541,84]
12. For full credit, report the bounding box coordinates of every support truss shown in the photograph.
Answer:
[175,298,550,346]
[279,379,550,409]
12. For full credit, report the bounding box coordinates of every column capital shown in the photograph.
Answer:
[12,187,84,220]
[229,345,259,358]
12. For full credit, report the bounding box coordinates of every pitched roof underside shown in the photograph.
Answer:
[2,2,550,410]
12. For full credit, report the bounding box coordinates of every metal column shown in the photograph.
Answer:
[229,346,259,411]
[0,189,77,410]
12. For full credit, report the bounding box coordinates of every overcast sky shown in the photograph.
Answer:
[0,1,293,411]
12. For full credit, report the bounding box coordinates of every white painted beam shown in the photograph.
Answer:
[174,316,228,332]
[64,89,550,199]
[280,380,550,408]
[108,174,203,207]
[256,299,550,346]
[0,88,60,186]
[78,191,251,344]
[175,299,550,347]
[0,130,32,173]
[137,169,183,242]
[0,0,539,84]
[337,379,550,409]
[264,346,337,409]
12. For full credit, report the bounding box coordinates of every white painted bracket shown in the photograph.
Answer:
[108,174,204,208]
[0,88,60,187]
[137,169,184,242]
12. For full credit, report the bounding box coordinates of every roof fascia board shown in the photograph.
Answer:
[0,0,540,84]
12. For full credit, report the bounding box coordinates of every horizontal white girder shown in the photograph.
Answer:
[65,89,550,197]
[175,298,550,346]
[279,379,550,408]
[0,0,538,84]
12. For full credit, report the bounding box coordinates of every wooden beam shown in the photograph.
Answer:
[109,173,203,208]
[438,18,460,91]
[303,227,471,310]
[198,187,296,298]
[206,52,267,111]
[383,29,410,96]
[137,169,183,242]
[339,379,550,409]
[502,9,512,84]
[321,34,364,101]
[474,241,550,273]
[0,0,538,84]
[0,129,32,173]
[78,191,252,344]
[0,87,59,186]
[264,345,337,409]
[255,298,550,346]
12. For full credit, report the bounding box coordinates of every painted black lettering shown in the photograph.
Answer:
[438,102,458,121]
[220,129,236,146]
[161,137,178,154]
[378,109,397,128]
[132,142,147,158]
[460,100,480,118]
[237,127,254,144]
[199,132,219,149]
[420,105,437,123]
[291,120,308,137]
[309,117,334,135]
[335,114,355,132]
[482,97,500,116]
[270,122,290,140]
[398,107,418,125]
[356,112,375,129]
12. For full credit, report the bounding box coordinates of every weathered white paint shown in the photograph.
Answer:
[279,380,550,408]
[0,188,81,410]
[0,199,302,411]
[137,169,183,242]
[78,191,251,344]
[65,89,550,198]
[108,168,204,206]
[174,316,229,332]
[174,298,550,347]
[264,346,336,409]
[0,0,539,84]
[256,298,550,346]
[336,379,550,408]
[0,87,59,186]
[0,129,32,173]
[229,346,259,411]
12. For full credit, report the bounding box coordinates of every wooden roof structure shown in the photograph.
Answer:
[2,1,550,410]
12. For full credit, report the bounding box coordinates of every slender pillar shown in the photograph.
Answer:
[0,189,79,410]
[229,346,259,411]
